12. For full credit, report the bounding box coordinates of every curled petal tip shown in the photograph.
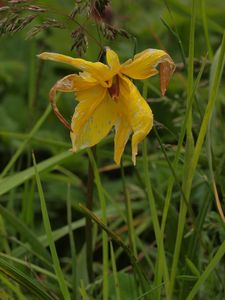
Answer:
[160,60,176,96]
[37,52,47,60]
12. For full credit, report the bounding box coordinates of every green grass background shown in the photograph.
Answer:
[0,0,225,299]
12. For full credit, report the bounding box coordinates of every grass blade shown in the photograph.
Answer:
[0,204,51,263]
[110,242,121,300]
[0,151,73,196]
[0,104,52,178]
[32,152,71,300]
[67,184,78,300]
[0,272,26,300]
[87,149,109,300]
[186,240,225,300]
[0,258,53,300]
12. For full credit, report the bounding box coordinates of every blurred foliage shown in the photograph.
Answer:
[0,0,225,299]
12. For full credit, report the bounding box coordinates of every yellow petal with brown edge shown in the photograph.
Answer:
[121,49,175,94]
[119,75,153,165]
[38,52,113,83]
[50,74,98,94]
[48,74,98,131]
[71,92,117,151]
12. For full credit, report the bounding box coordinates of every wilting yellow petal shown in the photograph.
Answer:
[71,93,117,151]
[50,74,98,94]
[48,74,97,131]
[38,52,113,83]
[119,75,153,165]
[114,118,132,165]
[121,49,175,87]
[106,47,121,73]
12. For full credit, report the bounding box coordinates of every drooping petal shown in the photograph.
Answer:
[51,74,98,94]
[121,49,175,94]
[38,52,113,83]
[105,47,121,73]
[114,118,132,165]
[71,93,117,151]
[48,74,98,131]
[118,75,153,165]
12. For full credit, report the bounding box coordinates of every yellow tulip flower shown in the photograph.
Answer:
[38,47,175,165]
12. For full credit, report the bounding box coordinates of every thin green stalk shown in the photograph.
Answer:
[85,147,95,283]
[169,31,225,299]
[110,242,121,300]
[169,1,196,296]
[162,0,186,66]
[0,215,10,254]
[121,161,137,257]
[67,184,77,300]
[21,173,35,227]
[160,55,207,236]
[32,152,71,300]
[179,192,211,299]
[142,80,169,300]
[28,40,37,113]
[186,240,225,300]
[188,32,225,187]
[142,139,169,299]
[153,127,192,213]
[87,149,108,300]
[21,41,37,227]
[78,203,148,291]
[186,0,196,139]
[201,0,213,60]
[160,17,186,67]
[79,280,89,300]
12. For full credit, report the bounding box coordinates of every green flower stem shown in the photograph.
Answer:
[169,31,225,299]
[85,147,96,283]
[121,161,137,257]
[67,184,77,300]
[110,242,121,300]
[87,149,108,300]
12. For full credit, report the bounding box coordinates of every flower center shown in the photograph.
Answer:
[108,75,120,101]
